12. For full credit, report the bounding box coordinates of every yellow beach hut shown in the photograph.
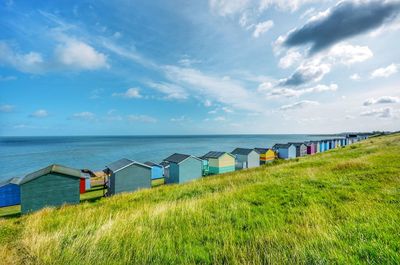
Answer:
[254,148,276,164]
[201,151,235,175]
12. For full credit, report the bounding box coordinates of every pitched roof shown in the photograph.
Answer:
[0,177,20,188]
[231,148,255,155]
[106,158,151,172]
[106,158,134,172]
[17,164,83,185]
[288,142,306,147]
[144,161,162,168]
[254,148,272,154]
[159,161,170,168]
[201,151,234,159]
[273,143,292,149]
[164,153,201,164]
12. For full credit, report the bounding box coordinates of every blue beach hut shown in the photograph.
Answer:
[0,177,20,208]
[144,161,164,180]
[273,143,296,159]
[319,141,325,152]
[163,153,203,184]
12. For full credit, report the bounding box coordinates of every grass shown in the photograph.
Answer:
[0,134,399,264]
[0,179,167,217]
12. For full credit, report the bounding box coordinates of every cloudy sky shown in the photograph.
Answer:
[0,0,399,136]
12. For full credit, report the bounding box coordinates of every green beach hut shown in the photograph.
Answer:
[200,151,235,175]
[17,164,83,214]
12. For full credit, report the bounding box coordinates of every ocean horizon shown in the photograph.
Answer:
[0,134,338,181]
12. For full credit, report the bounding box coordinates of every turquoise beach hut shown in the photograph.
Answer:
[144,161,164,180]
[105,158,152,196]
[163,153,203,184]
[0,177,20,208]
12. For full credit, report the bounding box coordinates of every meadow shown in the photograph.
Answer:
[0,134,399,264]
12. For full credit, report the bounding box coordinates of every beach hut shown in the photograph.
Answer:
[305,142,317,155]
[160,161,170,179]
[325,140,330,150]
[289,143,307,157]
[105,158,151,196]
[319,141,325,152]
[315,141,321,153]
[144,161,164,180]
[17,164,83,214]
[0,177,20,208]
[79,173,91,194]
[254,148,276,164]
[163,153,203,184]
[273,143,296,159]
[201,151,235,174]
[231,148,260,169]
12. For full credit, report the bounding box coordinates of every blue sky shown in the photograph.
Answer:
[0,0,399,136]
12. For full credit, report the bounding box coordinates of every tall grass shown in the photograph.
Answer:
[1,134,399,264]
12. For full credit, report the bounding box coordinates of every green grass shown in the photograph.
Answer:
[0,180,167,217]
[1,134,399,264]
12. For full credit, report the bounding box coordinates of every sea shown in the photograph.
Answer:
[0,134,335,181]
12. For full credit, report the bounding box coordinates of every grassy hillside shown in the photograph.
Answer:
[1,134,399,264]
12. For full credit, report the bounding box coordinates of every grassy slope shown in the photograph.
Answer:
[0,134,399,264]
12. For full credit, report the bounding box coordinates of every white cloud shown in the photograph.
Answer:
[361,107,392,118]
[328,43,373,65]
[0,104,15,113]
[127,114,157,123]
[204,100,213,107]
[300,7,316,19]
[280,100,319,110]
[55,38,108,70]
[371,63,398,78]
[350,73,361,80]
[363,96,400,106]
[222,106,234,113]
[253,20,274,38]
[147,82,188,100]
[170,116,190,122]
[369,19,400,37]
[0,42,44,73]
[163,65,263,112]
[30,109,48,118]
[262,84,337,98]
[259,0,319,12]
[209,0,250,16]
[279,49,302,69]
[214,116,226,121]
[278,42,373,86]
[113,31,122,39]
[0,75,17,81]
[178,56,201,67]
[112,88,142,99]
[71,111,96,120]
[0,36,108,73]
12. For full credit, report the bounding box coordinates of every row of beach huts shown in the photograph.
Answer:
[0,134,369,214]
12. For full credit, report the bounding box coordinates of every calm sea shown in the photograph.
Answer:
[0,135,334,181]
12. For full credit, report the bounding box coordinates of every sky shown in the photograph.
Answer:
[0,0,400,136]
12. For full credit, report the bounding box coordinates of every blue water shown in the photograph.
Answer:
[0,135,333,181]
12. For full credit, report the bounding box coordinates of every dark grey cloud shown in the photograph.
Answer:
[284,0,400,53]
